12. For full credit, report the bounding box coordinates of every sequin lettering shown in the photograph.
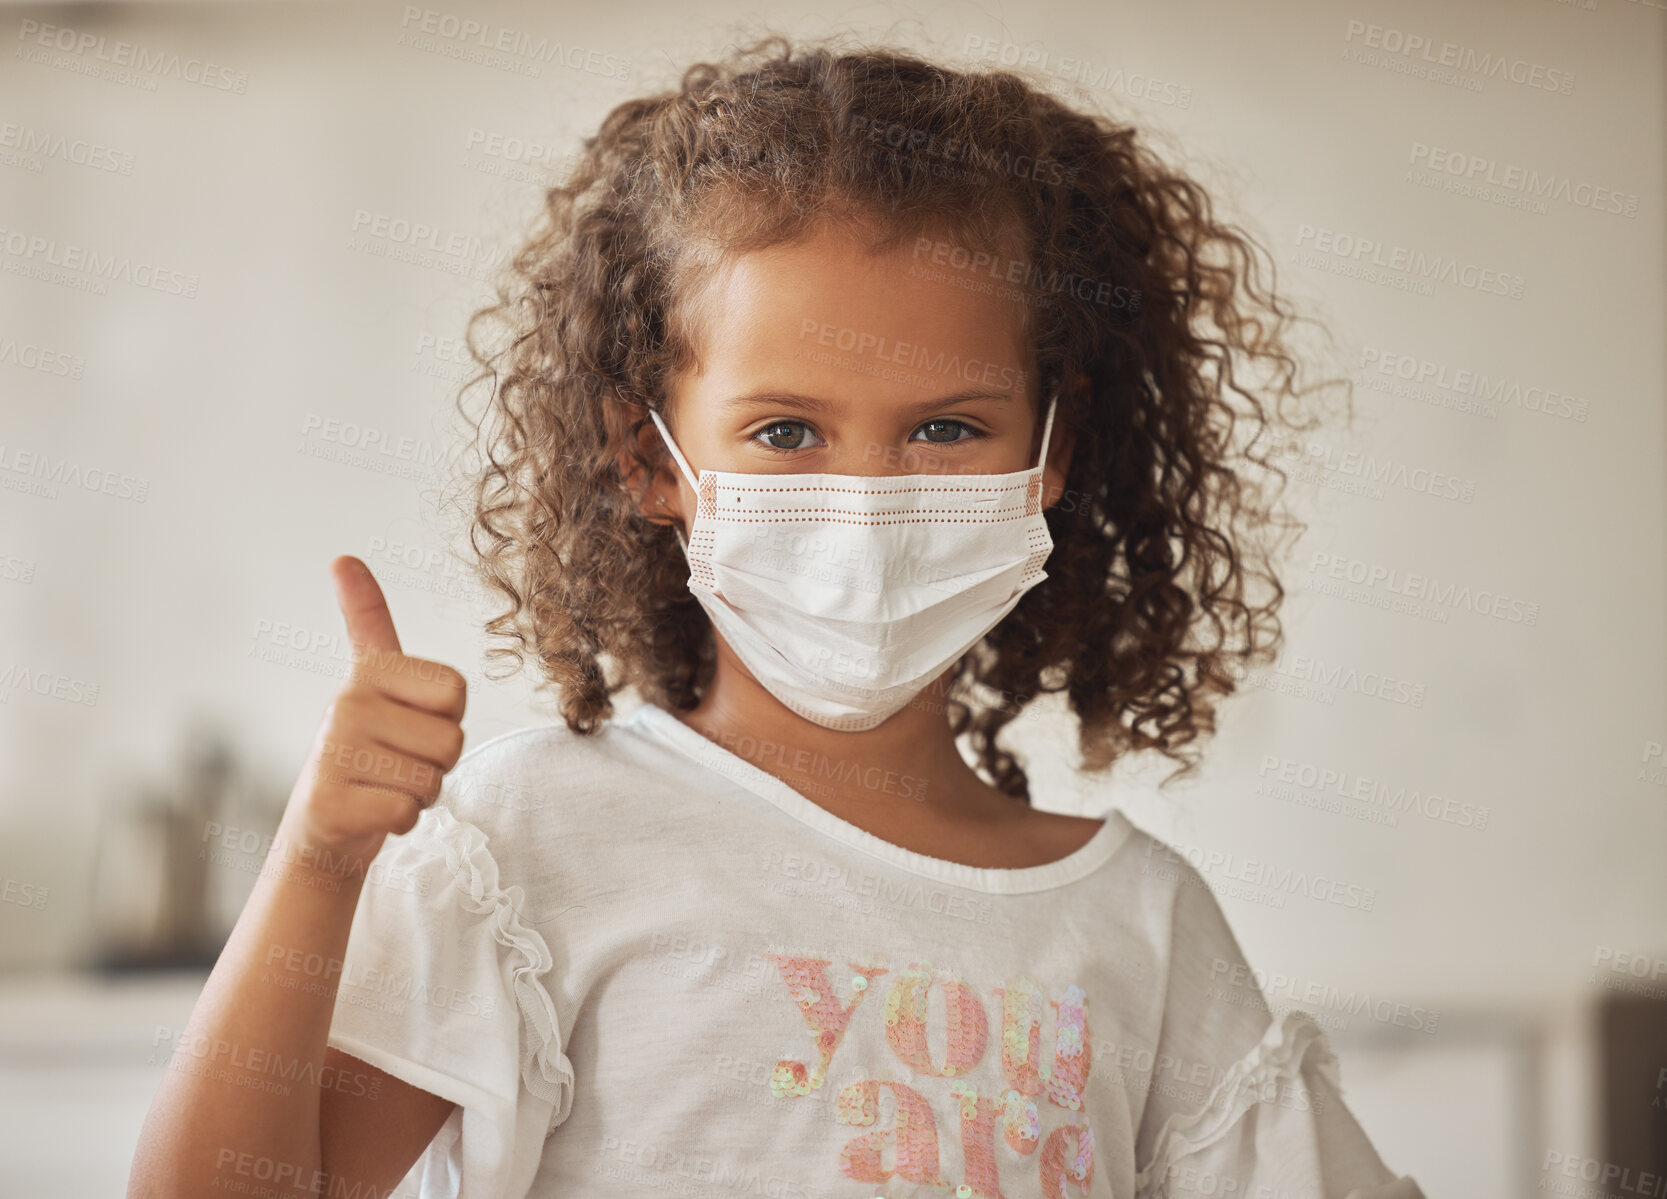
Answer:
[764,954,1097,1196]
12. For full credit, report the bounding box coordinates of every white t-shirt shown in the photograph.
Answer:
[326,702,1428,1199]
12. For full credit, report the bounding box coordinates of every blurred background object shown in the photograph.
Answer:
[88,716,287,970]
[2,0,1662,1194]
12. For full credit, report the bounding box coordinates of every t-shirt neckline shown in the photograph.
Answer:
[625,702,1130,895]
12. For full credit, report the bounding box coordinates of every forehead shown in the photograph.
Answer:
[680,219,1033,385]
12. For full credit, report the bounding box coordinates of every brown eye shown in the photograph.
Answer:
[913,419,976,444]
[752,421,824,452]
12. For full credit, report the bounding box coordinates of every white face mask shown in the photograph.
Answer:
[648,396,1058,732]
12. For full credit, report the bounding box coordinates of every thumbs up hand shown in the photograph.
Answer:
[274,556,469,880]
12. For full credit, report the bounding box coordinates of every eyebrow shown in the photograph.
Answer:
[722,388,1017,416]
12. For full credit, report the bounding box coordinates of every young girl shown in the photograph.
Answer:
[130,36,1429,1199]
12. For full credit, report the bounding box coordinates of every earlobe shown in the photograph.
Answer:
[1041,458,1073,511]
[1039,388,1078,512]
[616,415,686,526]
[643,488,680,527]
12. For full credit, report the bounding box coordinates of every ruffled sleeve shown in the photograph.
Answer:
[1130,852,1427,1199]
[1133,1009,1427,1199]
[325,802,575,1199]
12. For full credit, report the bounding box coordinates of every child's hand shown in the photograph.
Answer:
[275,555,468,877]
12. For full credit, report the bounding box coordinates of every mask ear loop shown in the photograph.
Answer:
[647,407,699,554]
[1032,393,1059,474]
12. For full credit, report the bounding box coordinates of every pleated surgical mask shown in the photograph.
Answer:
[648,397,1058,731]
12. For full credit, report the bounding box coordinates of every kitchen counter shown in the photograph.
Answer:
[0,970,210,1197]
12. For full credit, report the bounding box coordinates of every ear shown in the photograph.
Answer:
[1039,370,1084,513]
[614,408,688,528]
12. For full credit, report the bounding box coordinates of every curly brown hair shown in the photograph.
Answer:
[446,33,1350,800]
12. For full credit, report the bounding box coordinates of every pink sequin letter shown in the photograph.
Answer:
[949,1089,1023,1197]
[884,965,989,1078]
[993,979,1092,1112]
[1038,1124,1094,1198]
[835,1079,944,1185]
[765,956,888,1098]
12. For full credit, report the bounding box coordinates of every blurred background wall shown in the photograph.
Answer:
[1,0,1662,1194]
